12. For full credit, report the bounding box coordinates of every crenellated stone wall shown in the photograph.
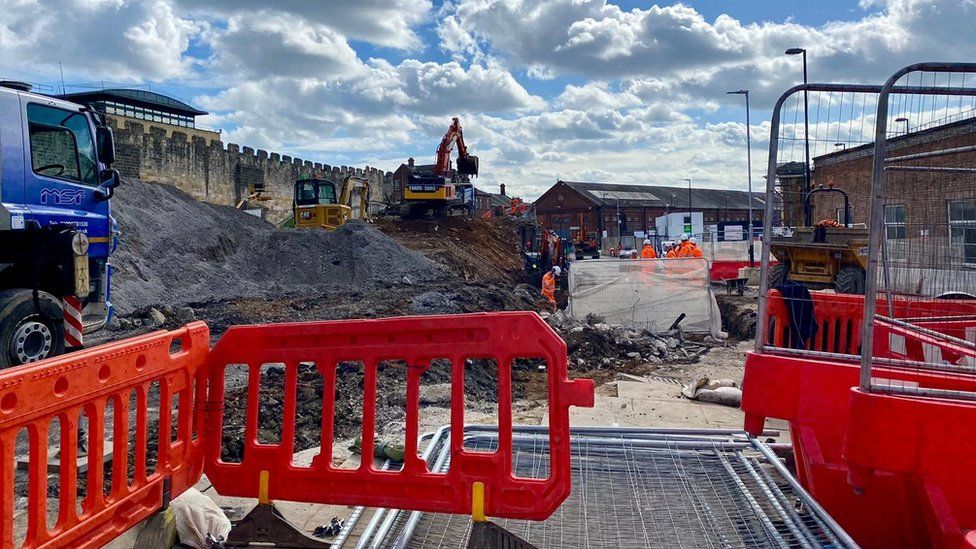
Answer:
[107,115,395,224]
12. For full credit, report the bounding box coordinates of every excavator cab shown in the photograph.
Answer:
[293,178,351,230]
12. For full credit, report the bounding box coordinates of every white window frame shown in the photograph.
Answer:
[884,204,906,240]
[948,199,976,267]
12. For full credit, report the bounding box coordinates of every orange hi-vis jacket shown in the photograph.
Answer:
[676,241,703,258]
[640,245,657,259]
[541,272,557,304]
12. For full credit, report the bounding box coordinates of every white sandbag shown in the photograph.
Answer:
[170,488,231,549]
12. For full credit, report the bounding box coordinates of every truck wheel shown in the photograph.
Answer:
[0,290,65,369]
[836,267,867,295]
[768,263,789,289]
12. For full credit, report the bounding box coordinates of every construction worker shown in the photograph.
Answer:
[640,239,657,259]
[541,265,560,307]
[665,243,678,258]
[676,234,703,258]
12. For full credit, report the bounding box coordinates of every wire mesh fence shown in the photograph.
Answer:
[858,64,976,398]
[398,429,856,549]
[567,258,721,336]
[751,64,976,400]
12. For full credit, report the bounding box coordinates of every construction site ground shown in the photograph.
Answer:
[89,179,780,547]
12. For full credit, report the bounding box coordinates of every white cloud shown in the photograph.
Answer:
[173,0,432,50]
[0,0,201,81]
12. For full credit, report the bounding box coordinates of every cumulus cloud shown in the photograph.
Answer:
[6,0,975,202]
[0,0,201,81]
[173,0,432,50]
[441,0,976,104]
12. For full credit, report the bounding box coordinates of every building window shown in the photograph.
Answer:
[884,205,905,239]
[949,200,976,265]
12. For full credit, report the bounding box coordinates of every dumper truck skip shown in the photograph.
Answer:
[0,81,120,368]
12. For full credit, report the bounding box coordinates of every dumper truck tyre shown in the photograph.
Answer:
[0,289,65,369]
[836,266,866,295]
[768,263,789,289]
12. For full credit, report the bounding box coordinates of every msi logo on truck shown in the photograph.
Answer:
[40,188,85,205]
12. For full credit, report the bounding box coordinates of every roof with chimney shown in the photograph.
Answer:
[548,180,764,209]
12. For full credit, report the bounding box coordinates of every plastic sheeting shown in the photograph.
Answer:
[568,258,723,337]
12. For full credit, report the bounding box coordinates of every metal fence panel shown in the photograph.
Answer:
[567,258,721,336]
[858,64,976,396]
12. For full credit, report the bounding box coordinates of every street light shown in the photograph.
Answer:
[682,178,692,236]
[786,47,812,225]
[834,142,846,150]
[895,117,909,135]
[727,89,755,266]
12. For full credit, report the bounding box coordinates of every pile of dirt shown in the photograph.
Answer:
[716,294,758,341]
[375,217,523,283]
[110,179,446,314]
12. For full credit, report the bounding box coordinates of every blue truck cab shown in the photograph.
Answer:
[0,81,120,368]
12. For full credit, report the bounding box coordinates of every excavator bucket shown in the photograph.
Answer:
[457,155,479,176]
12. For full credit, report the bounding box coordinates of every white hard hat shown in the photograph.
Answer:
[690,237,698,244]
[552,266,561,276]
[643,239,651,246]
[680,234,690,241]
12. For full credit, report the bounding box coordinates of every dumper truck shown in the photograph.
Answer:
[0,81,120,368]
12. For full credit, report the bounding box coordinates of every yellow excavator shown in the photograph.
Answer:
[290,174,371,230]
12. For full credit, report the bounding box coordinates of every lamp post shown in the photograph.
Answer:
[727,89,755,266]
[895,117,909,135]
[786,47,811,225]
[682,178,692,237]
[834,142,845,150]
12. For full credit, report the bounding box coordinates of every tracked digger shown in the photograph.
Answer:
[400,117,479,218]
[289,174,371,230]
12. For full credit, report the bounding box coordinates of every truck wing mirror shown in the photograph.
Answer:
[95,168,121,201]
[96,126,116,166]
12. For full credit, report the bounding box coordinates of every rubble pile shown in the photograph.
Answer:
[111,178,445,315]
[545,310,720,374]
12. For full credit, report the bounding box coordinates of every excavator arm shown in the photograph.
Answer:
[435,117,479,177]
[338,175,372,221]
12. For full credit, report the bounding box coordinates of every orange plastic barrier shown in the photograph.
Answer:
[202,312,594,521]
[0,322,209,549]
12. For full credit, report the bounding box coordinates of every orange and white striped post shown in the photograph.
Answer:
[63,295,83,349]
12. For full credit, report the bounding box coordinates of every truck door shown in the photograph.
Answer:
[19,99,110,255]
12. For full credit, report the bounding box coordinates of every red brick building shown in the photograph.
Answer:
[533,180,764,241]
[811,117,976,262]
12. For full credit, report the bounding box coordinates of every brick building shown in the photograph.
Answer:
[811,116,976,262]
[475,183,509,215]
[533,180,764,241]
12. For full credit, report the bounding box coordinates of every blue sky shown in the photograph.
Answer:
[2,0,973,199]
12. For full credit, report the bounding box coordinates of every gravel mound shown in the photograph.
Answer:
[111,178,446,314]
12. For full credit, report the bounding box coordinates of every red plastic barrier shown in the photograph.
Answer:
[202,312,594,521]
[709,260,750,283]
[763,290,865,354]
[846,389,976,547]
[743,350,976,547]
[762,290,976,354]
[0,322,209,549]
[873,321,976,366]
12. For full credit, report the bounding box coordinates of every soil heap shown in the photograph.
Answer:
[110,178,445,315]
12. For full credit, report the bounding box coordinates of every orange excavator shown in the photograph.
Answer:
[401,117,479,218]
[571,212,601,259]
